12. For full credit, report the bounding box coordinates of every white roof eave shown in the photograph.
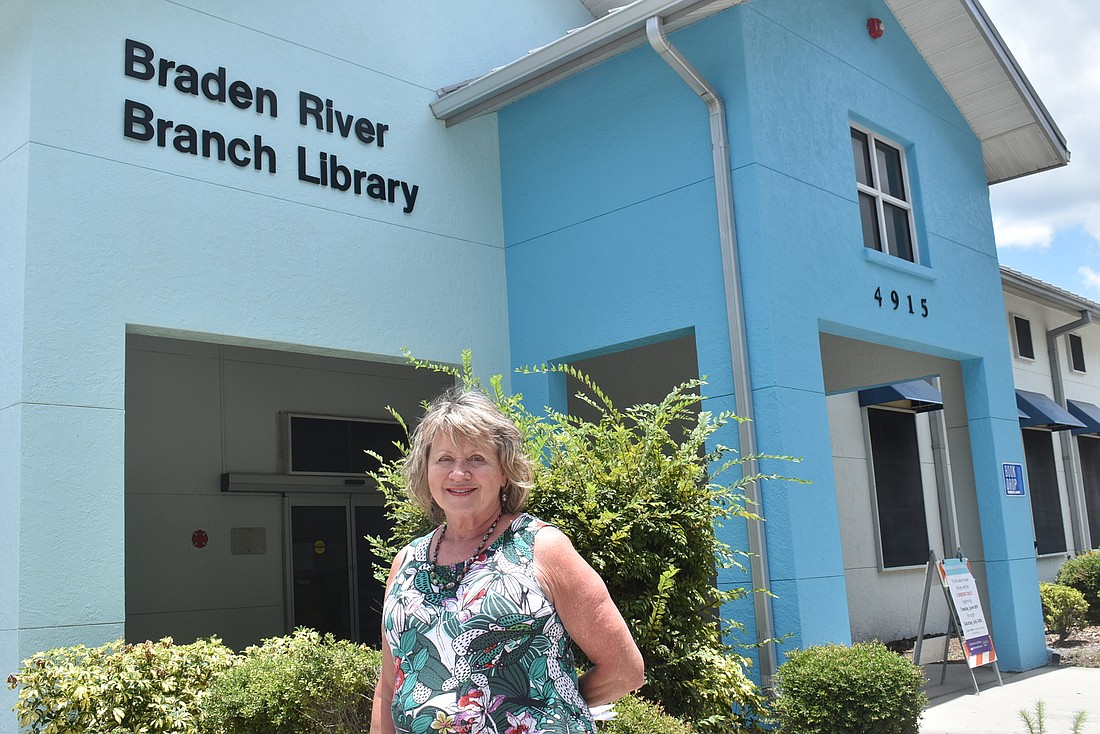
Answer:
[885,0,1069,183]
[428,0,745,127]
[431,0,1069,184]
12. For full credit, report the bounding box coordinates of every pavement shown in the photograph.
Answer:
[920,662,1100,733]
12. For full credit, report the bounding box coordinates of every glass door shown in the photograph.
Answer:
[286,493,391,645]
[289,499,352,639]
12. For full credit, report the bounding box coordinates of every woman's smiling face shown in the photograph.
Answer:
[426,433,507,523]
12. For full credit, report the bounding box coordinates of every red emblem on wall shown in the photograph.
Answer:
[191,529,209,548]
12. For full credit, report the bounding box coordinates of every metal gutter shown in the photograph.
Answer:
[429,0,744,126]
[644,14,777,686]
[1001,266,1100,318]
[436,0,1068,183]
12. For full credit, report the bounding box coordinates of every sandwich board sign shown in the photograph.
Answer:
[938,557,996,668]
[914,552,1003,694]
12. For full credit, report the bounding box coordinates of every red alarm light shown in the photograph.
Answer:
[867,18,885,40]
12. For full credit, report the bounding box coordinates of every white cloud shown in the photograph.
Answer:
[1078,265,1100,293]
[993,217,1054,249]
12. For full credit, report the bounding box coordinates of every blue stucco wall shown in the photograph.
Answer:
[501,0,1045,672]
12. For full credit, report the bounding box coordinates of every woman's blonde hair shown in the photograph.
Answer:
[404,388,533,523]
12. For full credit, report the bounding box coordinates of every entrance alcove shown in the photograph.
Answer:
[563,332,701,428]
[819,332,985,644]
[124,332,452,650]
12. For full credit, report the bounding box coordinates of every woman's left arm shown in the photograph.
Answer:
[534,526,645,707]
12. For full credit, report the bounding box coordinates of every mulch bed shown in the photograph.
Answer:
[884,625,1100,669]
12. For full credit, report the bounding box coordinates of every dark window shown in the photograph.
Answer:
[1069,333,1086,373]
[288,415,405,475]
[1077,435,1100,548]
[1022,428,1067,554]
[1014,316,1035,360]
[867,407,930,568]
[851,126,917,263]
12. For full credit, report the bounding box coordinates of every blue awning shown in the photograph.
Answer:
[858,380,944,413]
[1016,390,1086,431]
[1067,399,1100,435]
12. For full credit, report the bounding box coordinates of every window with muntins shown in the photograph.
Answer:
[1069,333,1086,373]
[851,125,918,263]
[867,407,930,568]
[1014,316,1035,360]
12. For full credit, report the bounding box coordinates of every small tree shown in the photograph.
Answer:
[368,351,797,732]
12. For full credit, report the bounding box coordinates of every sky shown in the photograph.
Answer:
[979,0,1100,299]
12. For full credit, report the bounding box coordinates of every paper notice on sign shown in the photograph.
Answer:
[938,558,997,668]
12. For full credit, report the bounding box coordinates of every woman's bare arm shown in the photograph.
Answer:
[533,527,645,706]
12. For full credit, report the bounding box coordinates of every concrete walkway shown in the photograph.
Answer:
[921,662,1100,733]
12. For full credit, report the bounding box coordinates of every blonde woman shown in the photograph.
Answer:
[371,388,644,734]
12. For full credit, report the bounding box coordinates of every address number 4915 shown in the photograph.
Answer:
[875,287,928,317]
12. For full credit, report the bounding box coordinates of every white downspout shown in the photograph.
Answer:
[645,15,777,685]
[1047,311,1093,553]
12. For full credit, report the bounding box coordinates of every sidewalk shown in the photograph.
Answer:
[920,662,1100,733]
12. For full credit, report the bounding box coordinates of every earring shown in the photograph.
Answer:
[500,487,508,506]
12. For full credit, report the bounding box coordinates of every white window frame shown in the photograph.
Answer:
[851,123,920,264]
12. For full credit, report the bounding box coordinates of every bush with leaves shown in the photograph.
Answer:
[367,351,794,733]
[601,694,694,733]
[1039,582,1090,643]
[6,636,236,734]
[1055,550,1100,624]
[773,642,927,734]
[202,628,382,734]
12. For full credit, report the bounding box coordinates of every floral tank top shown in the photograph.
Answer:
[383,513,596,734]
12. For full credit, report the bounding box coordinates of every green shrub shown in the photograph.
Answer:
[367,352,792,732]
[202,628,382,734]
[601,694,694,733]
[1055,550,1100,624]
[773,642,927,734]
[1040,582,1090,643]
[6,636,236,734]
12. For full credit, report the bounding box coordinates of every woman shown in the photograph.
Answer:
[371,388,644,734]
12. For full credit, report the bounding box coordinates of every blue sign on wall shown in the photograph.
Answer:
[1002,462,1026,497]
